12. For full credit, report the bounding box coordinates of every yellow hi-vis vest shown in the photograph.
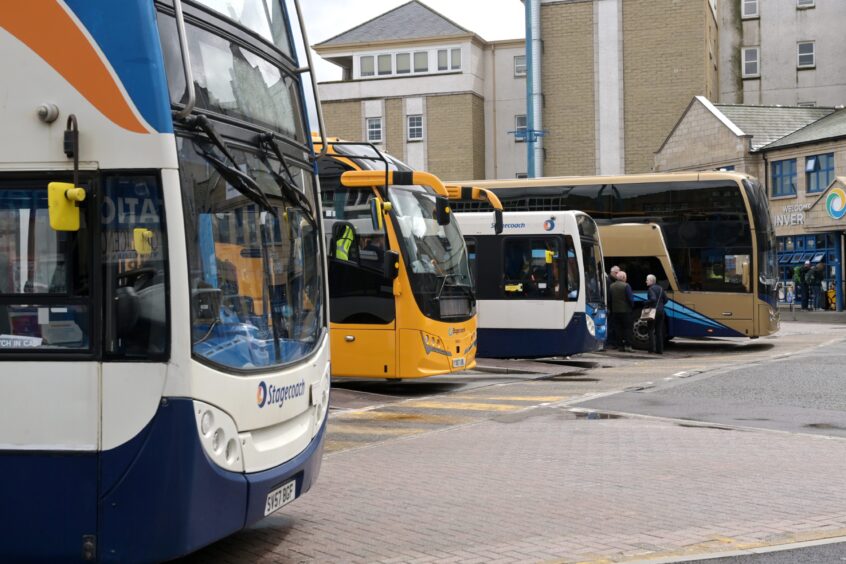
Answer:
[336,225,354,261]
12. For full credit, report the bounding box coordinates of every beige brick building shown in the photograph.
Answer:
[538,0,719,175]
[656,96,846,310]
[313,1,525,181]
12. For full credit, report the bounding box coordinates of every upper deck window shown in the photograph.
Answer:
[158,12,304,140]
[191,0,292,56]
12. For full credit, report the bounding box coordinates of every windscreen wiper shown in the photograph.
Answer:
[435,274,476,304]
[185,115,276,215]
[257,132,314,216]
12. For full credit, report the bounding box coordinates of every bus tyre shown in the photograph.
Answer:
[631,317,651,350]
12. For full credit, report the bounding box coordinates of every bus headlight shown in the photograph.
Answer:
[194,400,244,472]
[586,314,596,337]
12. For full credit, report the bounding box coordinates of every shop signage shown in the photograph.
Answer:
[773,203,812,227]
[827,187,846,220]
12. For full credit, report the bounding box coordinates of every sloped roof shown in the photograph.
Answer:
[315,1,472,48]
[763,107,846,150]
[713,104,835,151]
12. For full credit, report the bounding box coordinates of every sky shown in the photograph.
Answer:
[300,0,526,82]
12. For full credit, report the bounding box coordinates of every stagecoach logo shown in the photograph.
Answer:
[827,187,846,220]
[543,217,556,231]
[256,380,307,409]
[447,328,466,336]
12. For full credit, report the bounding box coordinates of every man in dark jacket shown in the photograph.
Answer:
[800,260,812,310]
[604,265,620,346]
[609,270,634,352]
[645,274,668,354]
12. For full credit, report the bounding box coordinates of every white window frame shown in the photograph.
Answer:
[396,52,411,75]
[366,117,382,144]
[797,41,815,68]
[514,55,527,77]
[414,51,428,73]
[360,55,375,77]
[742,0,759,18]
[437,49,448,71]
[515,114,527,143]
[742,47,760,78]
[797,0,814,8]
[407,115,423,141]
[377,54,392,76]
[450,48,461,71]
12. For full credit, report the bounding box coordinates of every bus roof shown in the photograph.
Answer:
[448,171,752,187]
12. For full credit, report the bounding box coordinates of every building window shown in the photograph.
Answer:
[514,55,527,77]
[797,42,815,68]
[806,153,834,193]
[742,0,759,18]
[437,49,448,71]
[366,117,382,143]
[516,172,528,179]
[407,115,423,141]
[377,54,392,76]
[515,114,527,142]
[396,53,411,74]
[797,0,814,8]
[742,47,760,78]
[771,159,797,197]
[360,55,374,77]
[414,51,428,73]
[797,101,816,107]
[451,48,461,70]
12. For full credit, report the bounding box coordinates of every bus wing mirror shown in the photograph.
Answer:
[494,210,503,234]
[436,196,451,226]
[369,197,384,231]
[47,182,86,231]
[384,250,400,280]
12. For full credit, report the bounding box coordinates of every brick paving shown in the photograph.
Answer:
[183,404,846,563]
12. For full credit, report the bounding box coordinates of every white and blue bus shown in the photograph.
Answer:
[0,1,329,561]
[455,211,606,358]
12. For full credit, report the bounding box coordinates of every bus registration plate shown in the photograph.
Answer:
[452,358,465,368]
[264,480,296,516]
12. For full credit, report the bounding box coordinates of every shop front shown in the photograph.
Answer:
[775,178,846,311]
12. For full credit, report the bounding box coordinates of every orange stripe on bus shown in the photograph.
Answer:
[0,2,149,134]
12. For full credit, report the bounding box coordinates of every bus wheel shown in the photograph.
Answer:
[631,317,651,350]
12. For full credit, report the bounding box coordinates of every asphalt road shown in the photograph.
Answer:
[576,331,846,438]
[695,541,846,563]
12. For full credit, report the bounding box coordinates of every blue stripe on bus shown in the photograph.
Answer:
[0,399,326,563]
[477,312,605,358]
[66,0,173,133]
[632,291,745,338]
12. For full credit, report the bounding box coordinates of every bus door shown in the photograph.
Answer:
[318,159,397,377]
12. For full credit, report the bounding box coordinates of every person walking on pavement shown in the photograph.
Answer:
[645,274,668,355]
[807,262,824,310]
[605,265,620,347]
[609,270,634,352]
[800,260,812,310]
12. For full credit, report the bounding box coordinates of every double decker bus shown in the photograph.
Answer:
[455,211,607,358]
[0,1,329,561]
[315,140,503,379]
[450,172,779,347]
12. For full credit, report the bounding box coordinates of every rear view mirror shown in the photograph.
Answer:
[384,250,400,280]
[369,197,384,231]
[494,210,503,234]
[48,182,86,231]
[436,196,451,226]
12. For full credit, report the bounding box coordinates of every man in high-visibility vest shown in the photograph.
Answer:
[335,224,354,261]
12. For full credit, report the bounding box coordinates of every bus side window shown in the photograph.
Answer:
[102,175,169,359]
[564,235,580,301]
[502,237,561,299]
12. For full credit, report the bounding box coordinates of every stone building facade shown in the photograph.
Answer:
[656,96,846,310]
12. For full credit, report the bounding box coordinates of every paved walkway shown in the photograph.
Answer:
[185,402,846,563]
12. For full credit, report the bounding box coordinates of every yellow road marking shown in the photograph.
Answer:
[335,411,473,424]
[328,424,427,436]
[324,440,360,453]
[402,401,522,412]
[449,395,567,402]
